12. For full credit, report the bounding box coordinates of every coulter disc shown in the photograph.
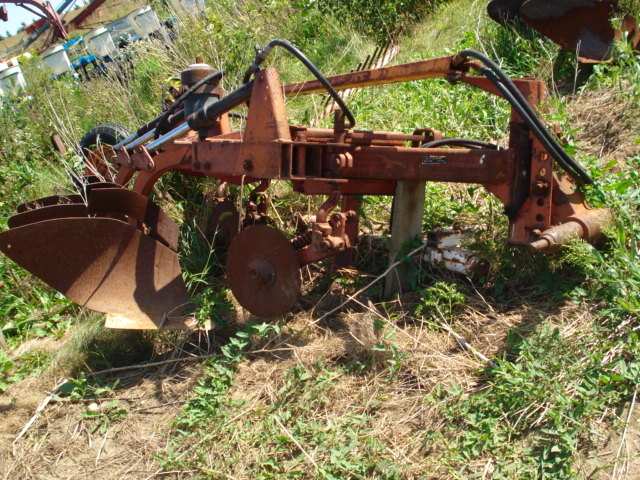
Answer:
[226,225,300,318]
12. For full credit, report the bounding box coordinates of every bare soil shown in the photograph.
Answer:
[2,291,615,479]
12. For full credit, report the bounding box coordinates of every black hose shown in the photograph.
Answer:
[458,49,593,185]
[421,138,500,149]
[483,66,591,184]
[245,39,356,129]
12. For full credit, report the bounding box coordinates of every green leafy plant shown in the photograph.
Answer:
[0,348,52,393]
[430,326,637,479]
[82,399,128,435]
[0,350,15,393]
[308,0,446,43]
[415,281,466,319]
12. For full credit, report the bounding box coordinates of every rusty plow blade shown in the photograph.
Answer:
[0,191,204,330]
[488,0,640,62]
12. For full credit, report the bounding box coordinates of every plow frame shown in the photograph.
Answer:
[111,56,604,257]
[0,51,610,327]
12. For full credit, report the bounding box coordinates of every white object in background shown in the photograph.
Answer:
[0,65,27,95]
[0,62,8,100]
[109,13,140,43]
[424,228,490,277]
[132,6,162,36]
[85,27,117,57]
[41,45,72,75]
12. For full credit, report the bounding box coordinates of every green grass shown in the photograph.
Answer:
[1,0,640,478]
[160,324,400,479]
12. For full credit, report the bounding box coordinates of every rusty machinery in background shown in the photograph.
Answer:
[0,0,115,47]
[487,0,640,62]
[0,0,68,40]
[0,40,612,329]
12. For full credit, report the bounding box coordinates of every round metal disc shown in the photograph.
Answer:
[205,200,239,253]
[226,225,300,318]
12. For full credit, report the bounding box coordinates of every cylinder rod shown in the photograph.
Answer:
[125,130,157,151]
[113,132,138,150]
[145,123,191,152]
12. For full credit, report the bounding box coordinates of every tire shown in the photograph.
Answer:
[78,123,131,153]
[77,124,131,183]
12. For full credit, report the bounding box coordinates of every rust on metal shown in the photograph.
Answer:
[226,225,301,318]
[87,188,180,251]
[284,56,460,95]
[84,145,120,181]
[8,204,88,229]
[50,132,67,154]
[0,218,195,330]
[206,199,239,253]
[17,194,84,213]
[520,0,624,61]
[0,51,613,324]
[488,0,640,62]
[528,208,613,252]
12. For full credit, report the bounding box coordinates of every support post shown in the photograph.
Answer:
[384,181,425,298]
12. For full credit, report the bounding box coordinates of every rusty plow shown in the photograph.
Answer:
[0,186,199,330]
[487,0,640,62]
[0,41,613,329]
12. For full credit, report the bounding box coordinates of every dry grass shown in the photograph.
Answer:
[1,351,201,480]
[0,281,585,479]
[1,1,638,478]
[568,87,640,164]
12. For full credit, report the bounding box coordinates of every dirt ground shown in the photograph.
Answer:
[3,293,638,479]
[1,358,199,480]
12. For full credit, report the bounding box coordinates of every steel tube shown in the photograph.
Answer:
[114,132,138,150]
[145,123,191,152]
[187,80,254,130]
[125,130,156,151]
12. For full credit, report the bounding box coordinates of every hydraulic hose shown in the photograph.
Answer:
[245,39,356,129]
[458,50,593,185]
[183,80,255,132]
[422,138,500,149]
